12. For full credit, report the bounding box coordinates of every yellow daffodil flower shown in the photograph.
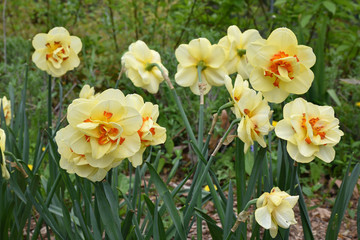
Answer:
[55,88,143,182]
[1,96,11,126]
[124,94,166,167]
[175,38,227,95]
[225,75,273,152]
[0,129,10,179]
[255,187,299,238]
[247,28,316,103]
[275,98,343,163]
[28,164,33,171]
[224,74,252,118]
[356,102,360,107]
[122,40,168,94]
[32,27,82,77]
[219,25,262,79]
[203,184,218,192]
[79,84,95,99]
[272,120,278,127]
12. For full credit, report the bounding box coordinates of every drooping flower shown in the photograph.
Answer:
[225,74,273,152]
[275,98,343,163]
[32,27,82,77]
[1,96,11,126]
[175,38,227,95]
[0,129,10,179]
[255,187,299,238]
[124,94,166,167]
[55,88,143,182]
[121,40,168,94]
[218,25,262,79]
[247,28,316,103]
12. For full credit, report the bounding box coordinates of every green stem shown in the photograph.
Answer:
[115,66,125,89]
[152,63,197,144]
[196,64,205,240]
[48,75,52,136]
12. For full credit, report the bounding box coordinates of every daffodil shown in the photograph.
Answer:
[255,187,298,238]
[55,88,143,181]
[275,98,343,163]
[79,84,95,99]
[356,102,360,107]
[1,96,11,126]
[224,74,252,118]
[0,129,10,179]
[218,25,262,78]
[124,94,166,167]
[175,38,227,95]
[122,40,168,94]
[247,28,316,103]
[32,27,82,77]
[225,74,273,152]
[55,126,114,182]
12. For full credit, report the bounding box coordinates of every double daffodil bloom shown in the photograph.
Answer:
[255,187,299,238]
[0,129,10,179]
[247,28,316,103]
[1,96,11,126]
[55,88,143,181]
[175,38,227,95]
[225,75,273,152]
[122,40,168,94]
[219,25,262,79]
[32,27,82,77]
[275,98,343,163]
[125,94,166,167]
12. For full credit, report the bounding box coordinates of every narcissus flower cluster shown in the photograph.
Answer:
[1,96,11,126]
[122,40,168,94]
[255,187,299,238]
[55,86,166,182]
[225,74,273,152]
[0,129,10,179]
[247,28,316,103]
[32,27,82,77]
[275,98,343,163]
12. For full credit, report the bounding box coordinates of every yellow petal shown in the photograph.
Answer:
[203,67,226,86]
[175,66,197,87]
[205,45,226,68]
[175,44,198,67]
[273,201,296,229]
[315,145,335,163]
[262,87,289,104]
[287,142,314,163]
[48,27,70,36]
[70,36,82,54]
[32,50,48,71]
[296,45,316,68]
[255,206,272,229]
[267,28,298,52]
[32,33,48,49]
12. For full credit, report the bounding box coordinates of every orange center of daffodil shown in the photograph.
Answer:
[264,51,299,88]
[138,116,155,144]
[83,111,125,146]
[301,113,326,144]
[45,41,70,63]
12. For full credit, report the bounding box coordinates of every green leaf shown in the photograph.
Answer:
[95,183,123,240]
[147,163,186,240]
[223,181,234,239]
[323,1,336,14]
[194,208,223,239]
[326,163,360,239]
[327,89,342,106]
[300,14,313,28]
